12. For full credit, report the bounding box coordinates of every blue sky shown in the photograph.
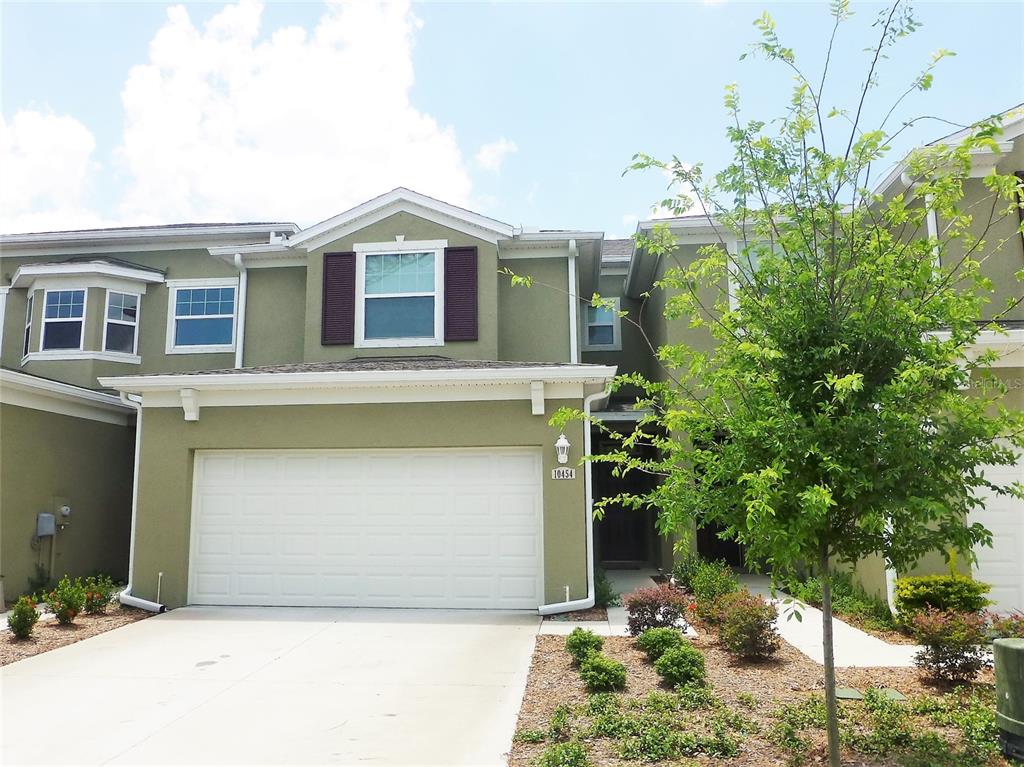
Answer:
[2,1,1021,236]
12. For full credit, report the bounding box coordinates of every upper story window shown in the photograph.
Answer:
[42,290,86,351]
[166,279,237,354]
[23,293,33,357]
[354,241,445,348]
[583,297,621,351]
[104,290,140,355]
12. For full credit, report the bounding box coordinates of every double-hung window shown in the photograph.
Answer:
[23,293,34,356]
[583,297,621,351]
[167,281,237,353]
[104,291,140,355]
[356,242,444,347]
[42,289,86,351]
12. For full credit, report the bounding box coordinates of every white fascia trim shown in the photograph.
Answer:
[1,223,297,248]
[24,350,142,365]
[929,328,1024,368]
[11,262,165,289]
[0,369,133,425]
[98,364,618,395]
[290,188,514,250]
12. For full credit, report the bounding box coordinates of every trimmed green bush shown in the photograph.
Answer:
[635,627,686,662]
[894,574,990,619]
[653,643,706,687]
[690,559,740,603]
[719,590,781,660]
[579,653,627,692]
[6,596,40,639]
[83,574,116,614]
[671,553,703,591]
[45,575,86,625]
[536,740,590,767]
[564,628,603,665]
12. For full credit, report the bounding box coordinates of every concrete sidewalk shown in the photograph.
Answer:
[740,574,921,667]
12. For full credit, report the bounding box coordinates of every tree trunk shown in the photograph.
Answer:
[820,547,842,767]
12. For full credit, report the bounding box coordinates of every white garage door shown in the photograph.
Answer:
[971,457,1024,613]
[188,449,544,609]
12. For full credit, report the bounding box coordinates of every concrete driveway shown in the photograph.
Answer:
[1,607,539,766]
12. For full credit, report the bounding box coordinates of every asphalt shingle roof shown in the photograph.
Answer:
[155,356,603,377]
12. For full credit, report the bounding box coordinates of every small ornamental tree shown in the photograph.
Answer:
[550,3,1024,765]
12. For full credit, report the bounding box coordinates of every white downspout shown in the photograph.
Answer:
[117,392,166,613]
[883,517,898,615]
[233,254,248,369]
[538,381,612,615]
[567,239,579,364]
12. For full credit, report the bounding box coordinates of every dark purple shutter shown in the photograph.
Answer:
[321,252,356,345]
[444,246,478,341]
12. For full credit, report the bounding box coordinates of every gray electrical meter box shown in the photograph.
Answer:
[36,513,56,537]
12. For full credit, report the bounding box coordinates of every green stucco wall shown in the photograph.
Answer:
[0,404,134,598]
[131,398,587,608]
[303,213,502,362]
[498,257,573,363]
[243,267,306,366]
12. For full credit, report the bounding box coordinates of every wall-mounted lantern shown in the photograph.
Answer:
[555,433,571,464]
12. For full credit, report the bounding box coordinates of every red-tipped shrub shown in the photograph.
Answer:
[910,608,988,683]
[624,583,689,636]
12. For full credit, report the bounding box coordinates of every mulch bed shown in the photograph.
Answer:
[544,606,610,622]
[1,606,151,666]
[509,627,995,766]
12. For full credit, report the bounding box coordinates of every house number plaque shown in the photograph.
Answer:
[551,467,576,480]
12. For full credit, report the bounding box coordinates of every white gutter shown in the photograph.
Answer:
[117,392,166,613]
[0,286,8,358]
[233,254,247,369]
[568,239,579,363]
[538,381,612,615]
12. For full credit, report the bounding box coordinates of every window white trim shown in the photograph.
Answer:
[23,290,34,358]
[24,350,141,365]
[40,288,87,353]
[103,289,141,357]
[165,278,239,355]
[582,297,622,352]
[354,240,446,349]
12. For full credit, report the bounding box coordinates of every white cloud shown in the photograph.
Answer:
[0,110,108,233]
[475,137,518,173]
[622,213,639,228]
[114,0,472,225]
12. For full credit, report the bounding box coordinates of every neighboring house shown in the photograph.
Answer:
[0,112,1019,614]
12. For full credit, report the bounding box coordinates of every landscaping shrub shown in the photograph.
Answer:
[677,682,719,709]
[894,574,991,620]
[579,653,627,692]
[623,583,688,636]
[718,590,781,660]
[671,552,702,591]
[988,610,1024,639]
[564,628,603,665]
[513,728,545,744]
[593,568,620,608]
[45,575,86,625]
[653,643,706,687]
[689,559,740,603]
[83,574,116,614]
[616,714,690,761]
[6,596,40,639]
[785,571,894,629]
[548,703,574,741]
[694,589,743,625]
[635,626,686,661]
[910,608,988,683]
[536,740,590,767]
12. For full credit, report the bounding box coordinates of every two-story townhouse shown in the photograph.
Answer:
[1,190,621,613]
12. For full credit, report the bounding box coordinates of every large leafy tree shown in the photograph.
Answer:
[555,2,1024,764]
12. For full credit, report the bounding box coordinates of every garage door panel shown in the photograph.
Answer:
[971,456,1024,613]
[189,449,543,608]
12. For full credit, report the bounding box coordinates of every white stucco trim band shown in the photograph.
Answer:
[99,364,617,421]
[0,369,133,425]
